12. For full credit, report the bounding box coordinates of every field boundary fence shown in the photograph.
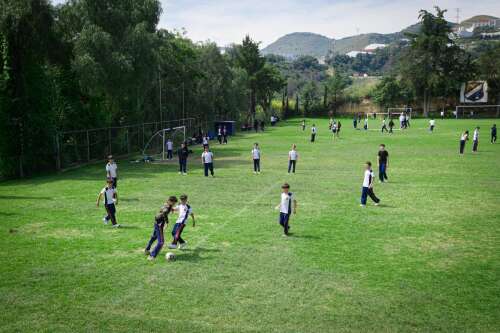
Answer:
[56,118,202,170]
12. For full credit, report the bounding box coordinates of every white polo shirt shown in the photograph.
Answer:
[280,192,295,214]
[106,162,117,178]
[473,130,479,141]
[430,120,435,126]
[167,141,173,150]
[175,204,193,224]
[362,169,372,187]
[461,133,468,141]
[252,148,260,159]
[100,186,116,205]
[311,127,317,134]
[289,150,298,161]
[202,151,213,163]
[203,137,209,145]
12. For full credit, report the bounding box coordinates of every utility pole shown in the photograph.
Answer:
[455,8,460,25]
[159,69,162,124]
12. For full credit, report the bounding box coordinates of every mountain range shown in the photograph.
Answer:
[261,15,497,58]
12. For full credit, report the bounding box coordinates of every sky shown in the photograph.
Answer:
[52,0,500,47]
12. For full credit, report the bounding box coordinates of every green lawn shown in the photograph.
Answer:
[1,118,499,332]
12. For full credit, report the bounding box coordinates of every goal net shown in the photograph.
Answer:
[387,107,412,118]
[455,105,500,119]
[366,112,390,119]
[142,126,186,161]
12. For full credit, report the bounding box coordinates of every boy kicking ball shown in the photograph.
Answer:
[96,178,120,228]
[145,196,178,261]
[169,194,195,249]
[275,183,297,236]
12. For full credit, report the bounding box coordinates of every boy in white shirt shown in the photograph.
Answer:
[251,143,261,174]
[202,134,209,149]
[105,155,118,188]
[96,178,120,227]
[364,117,368,130]
[472,127,480,152]
[201,146,214,177]
[429,119,436,132]
[311,124,317,142]
[360,162,380,207]
[166,139,174,160]
[275,183,297,236]
[169,194,195,249]
[288,144,298,174]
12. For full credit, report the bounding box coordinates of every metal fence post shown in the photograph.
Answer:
[86,130,90,162]
[55,133,61,171]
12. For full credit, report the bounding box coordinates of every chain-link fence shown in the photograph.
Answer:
[56,118,201,170]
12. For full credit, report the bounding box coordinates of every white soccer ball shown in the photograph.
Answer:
[165,252,175,261]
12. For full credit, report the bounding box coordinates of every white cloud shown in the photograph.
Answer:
[159,0,500,47]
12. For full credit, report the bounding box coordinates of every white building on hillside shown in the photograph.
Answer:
[363,43,387,52]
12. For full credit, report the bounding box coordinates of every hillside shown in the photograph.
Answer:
[333,33,399,55]
[261,32,332,58]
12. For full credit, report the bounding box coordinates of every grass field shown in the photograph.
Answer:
[1,118,499,332]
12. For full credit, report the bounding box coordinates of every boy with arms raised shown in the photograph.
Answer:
[169,194,196,249]
[275,183,297,236]
[145,196,178,260]
[96,178,120,228]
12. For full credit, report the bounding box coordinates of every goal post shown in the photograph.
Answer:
[455,105,500,119]
[387,107,412,119]
[142,126,186,161]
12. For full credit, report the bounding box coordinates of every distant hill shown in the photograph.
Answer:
[261,32,332,58]
[261,16,480,58]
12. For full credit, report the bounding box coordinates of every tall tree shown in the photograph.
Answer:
[400,7,473,116]
[477,43,500,116]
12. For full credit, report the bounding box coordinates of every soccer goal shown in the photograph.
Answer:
[142,126,186,161]
[455,105,500,119]
[367,112,390,119]
[387,107,412,118]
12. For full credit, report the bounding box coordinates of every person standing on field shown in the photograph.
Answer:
[166,139,173,160]
[178,142,189,175]
[459,130,469,155]
[491,124,497,144]
[288,144,298,174]
[251,143,261,174]
[311,124,317,142]
[301,119,306,131]
[201,146,215,177]
[472,127,480,153]
[381,118,388,133]
[377,144,389,183]
[222,126,228,144]
[105,155,118,188]
[275,183,297,236]
[217,126,222,144]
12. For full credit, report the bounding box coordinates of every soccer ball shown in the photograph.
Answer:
[165,252,175,261]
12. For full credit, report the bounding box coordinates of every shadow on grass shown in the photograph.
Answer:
[0,195,53,200]
[176,247,220,262]
[0,212,17,216]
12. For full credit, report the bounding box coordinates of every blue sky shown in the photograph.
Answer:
[52,0,500,47]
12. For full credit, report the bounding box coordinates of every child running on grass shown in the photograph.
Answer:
[275,183,297,236]
[169,194,195,249]
[492,124,497,144]
[360,162,380,207]
[145,196,178,260]
[96,178,120,228]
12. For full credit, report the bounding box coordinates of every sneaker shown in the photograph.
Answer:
[183,173,187,176]
[168,244,177,249]
[178,172,182,175]
[112,224,121,228]
[147,255,155,261]
[144,249,150,256]
[360,204,366,207]
[254,171,257,174]
[103,217,109,225]
[374,202,380,206]
[179,243,187,250]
